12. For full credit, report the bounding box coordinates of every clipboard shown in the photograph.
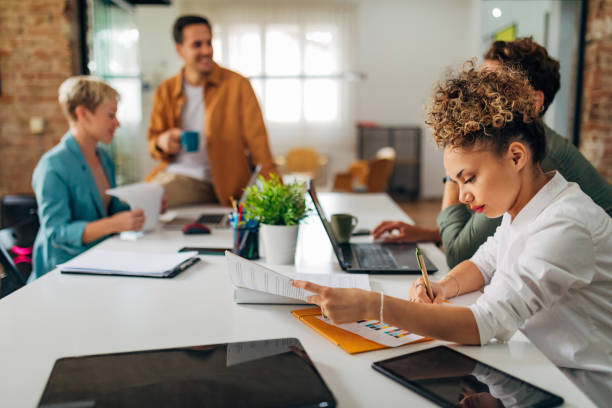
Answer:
[60,256,200,279]
[292,307,432,354]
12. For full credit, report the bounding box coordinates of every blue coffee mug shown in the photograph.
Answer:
[181,131,199,152]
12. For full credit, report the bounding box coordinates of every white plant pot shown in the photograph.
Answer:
[260,224,299,265]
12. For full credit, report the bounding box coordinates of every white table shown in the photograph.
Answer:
[0,193,594,407]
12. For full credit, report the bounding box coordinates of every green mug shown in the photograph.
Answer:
[330,213,358,244]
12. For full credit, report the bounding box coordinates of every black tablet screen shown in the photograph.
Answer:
[39,338,336,408]
[373,346,563,408]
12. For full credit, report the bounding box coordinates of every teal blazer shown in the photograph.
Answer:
[31,132,130,280]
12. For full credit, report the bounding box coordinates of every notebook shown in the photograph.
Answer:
[308,184,438,274]
[59,250,200,278]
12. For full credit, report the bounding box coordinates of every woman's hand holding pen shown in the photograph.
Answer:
[291,280,377,324]
[409,278,446,304]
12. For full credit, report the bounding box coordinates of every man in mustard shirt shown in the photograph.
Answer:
[146,15,277,207]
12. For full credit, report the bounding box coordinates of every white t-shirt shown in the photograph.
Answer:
[469,171,612,372]
[166,81,211,181]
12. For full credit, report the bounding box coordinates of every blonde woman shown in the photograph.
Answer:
[31,77,148,280]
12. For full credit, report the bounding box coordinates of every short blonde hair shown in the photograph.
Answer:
[58,76,120,121]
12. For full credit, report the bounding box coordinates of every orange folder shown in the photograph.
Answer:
[291,307,432,354]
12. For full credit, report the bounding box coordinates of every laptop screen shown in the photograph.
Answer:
[239,164,262,204]
[307,185,346,266]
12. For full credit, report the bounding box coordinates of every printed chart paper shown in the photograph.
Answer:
[225,252,371,302]
[226,252,310,301]
[316,317,424,347]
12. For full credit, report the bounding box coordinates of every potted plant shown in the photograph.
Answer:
[242,174,309,264]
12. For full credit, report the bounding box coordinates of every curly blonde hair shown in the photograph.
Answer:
[425,61,546,163]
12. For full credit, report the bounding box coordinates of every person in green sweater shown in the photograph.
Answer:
[373,37,612,268]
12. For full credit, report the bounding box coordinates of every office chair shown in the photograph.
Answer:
[276,147,328,185]
[332,147,395,193]
[0,239,26,298]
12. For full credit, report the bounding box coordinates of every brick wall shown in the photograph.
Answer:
[580,0,612,184]
[0,0,80,198]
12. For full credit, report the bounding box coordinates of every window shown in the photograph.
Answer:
[214,23,342,124]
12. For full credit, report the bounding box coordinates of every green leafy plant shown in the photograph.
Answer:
[242,174,309,226]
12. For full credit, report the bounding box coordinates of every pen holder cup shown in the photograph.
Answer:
[232,224,260,260]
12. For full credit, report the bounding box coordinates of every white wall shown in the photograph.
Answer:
[355,0,479,198]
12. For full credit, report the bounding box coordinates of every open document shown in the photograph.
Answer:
[225,251,371,304]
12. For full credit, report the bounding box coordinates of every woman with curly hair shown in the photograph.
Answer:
[292,64,612,390]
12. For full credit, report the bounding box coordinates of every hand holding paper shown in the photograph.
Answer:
[291,280,376,324]
[225,252,371,303]
[107,182,164,232]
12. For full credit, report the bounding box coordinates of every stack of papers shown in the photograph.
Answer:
[225,251,371,304]
[59,250,199,278]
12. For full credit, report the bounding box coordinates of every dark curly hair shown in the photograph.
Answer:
[425,61,546,164]
[483,37,560,114]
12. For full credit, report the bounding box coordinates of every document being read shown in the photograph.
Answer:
[225,251,370,302]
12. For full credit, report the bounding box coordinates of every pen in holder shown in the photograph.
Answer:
[230,213,259,260]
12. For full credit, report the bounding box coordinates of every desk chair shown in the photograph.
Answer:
[333,147,396,193]
[276,147,328,186]
[366,157,394,192]
[0,239,26,298]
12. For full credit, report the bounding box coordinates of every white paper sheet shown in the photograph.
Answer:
[226,252,310,301]
[106,182,163,232]
[225,251,371,302]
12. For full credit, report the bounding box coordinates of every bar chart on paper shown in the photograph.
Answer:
[316,317,424,347]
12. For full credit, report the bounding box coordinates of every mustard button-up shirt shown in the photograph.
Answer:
[146,63,277,206]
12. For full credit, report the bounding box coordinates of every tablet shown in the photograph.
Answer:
[372,346,563,408]
[38,338,336,408]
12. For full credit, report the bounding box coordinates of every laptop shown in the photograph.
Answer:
[195,165,262,227]
[308,185,438,274]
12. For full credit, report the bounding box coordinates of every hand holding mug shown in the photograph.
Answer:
[181,131,199,152]
[156,128,182,154]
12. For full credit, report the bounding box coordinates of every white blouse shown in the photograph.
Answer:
[469,171,612,372]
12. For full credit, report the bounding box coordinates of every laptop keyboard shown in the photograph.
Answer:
[196,214,226,224]
[353,245,398,269]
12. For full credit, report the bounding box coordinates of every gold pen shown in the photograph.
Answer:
[415,248,434,300]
